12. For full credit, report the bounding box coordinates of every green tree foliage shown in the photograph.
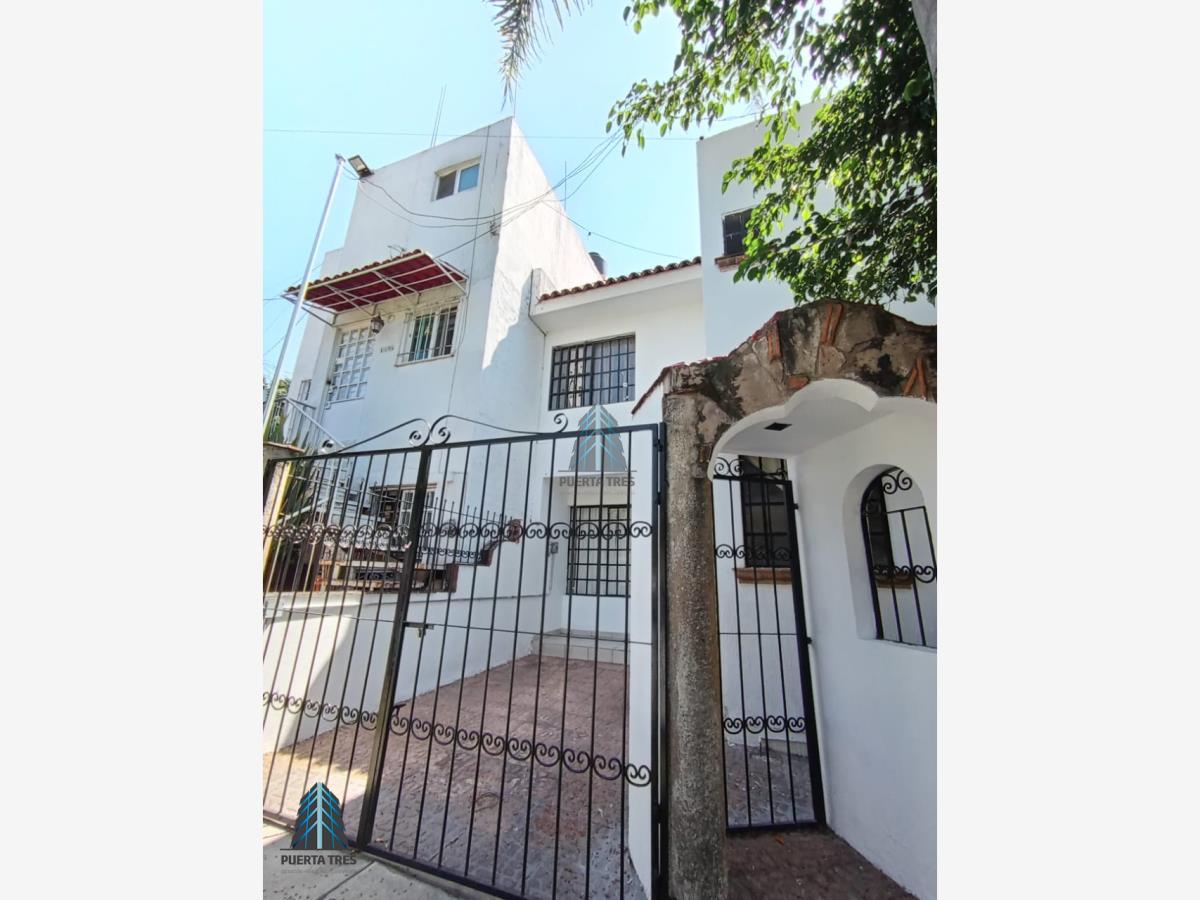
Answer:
[491,0,935,305]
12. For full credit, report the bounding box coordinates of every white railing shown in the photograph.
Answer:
[264,396,343,454]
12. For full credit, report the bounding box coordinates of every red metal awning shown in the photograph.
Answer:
[288,249,466,313]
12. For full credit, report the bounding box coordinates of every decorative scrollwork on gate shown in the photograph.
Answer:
[878,467,914,494]
[722,714,807,735]
[381,711,653,786]
[712,456,789,480]
[714,543,793,565]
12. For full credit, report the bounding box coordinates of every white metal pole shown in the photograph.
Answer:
[263,154,345,431]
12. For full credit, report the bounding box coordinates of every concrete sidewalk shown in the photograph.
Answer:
[263,822,490,900]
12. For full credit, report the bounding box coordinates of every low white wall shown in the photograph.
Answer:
[787,410,937,899]
[262,593,559,752]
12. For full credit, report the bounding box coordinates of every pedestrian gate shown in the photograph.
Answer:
[262,416,664,899]
[710,455,825,830]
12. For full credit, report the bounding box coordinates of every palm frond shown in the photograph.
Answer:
[490,0,589,99]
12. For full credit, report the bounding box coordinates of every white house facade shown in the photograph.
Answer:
[264,113,937,900]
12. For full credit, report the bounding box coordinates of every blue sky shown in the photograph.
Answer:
[263,0,758,379]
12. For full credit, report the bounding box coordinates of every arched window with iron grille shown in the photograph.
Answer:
[861,468,937,648]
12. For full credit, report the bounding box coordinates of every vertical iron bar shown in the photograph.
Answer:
[489,440,536,887]
[436,444,486,868]
[519,434,558,893]
[746,468,775,825]
[355,446,433,849]
[727,470,752,826]
[407,448,459,857]
[583,423,610,897]
[898,508,927,646]
[782,478,826,826]
[322,452,376,787]
[340,450,402,816]
[766,477,799,822]
[618,431,633,900]
[651,425,666,899]
[550,420,585,898]
[464,443,513,880]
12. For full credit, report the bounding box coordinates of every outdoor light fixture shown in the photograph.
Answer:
[764,421,792,431]
[369,305,385,335]
[347,155,373,178]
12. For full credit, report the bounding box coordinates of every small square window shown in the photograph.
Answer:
[722,209,752,257]
[436,171,456,199]
[457,163,479,192]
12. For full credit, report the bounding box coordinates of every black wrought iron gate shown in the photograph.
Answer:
[263,416,664,899]
[710,455,825,830]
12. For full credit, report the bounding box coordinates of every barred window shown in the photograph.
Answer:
[399,305,457,363]
[549,336,635,411]
[371,485,437,532]
[567,505,630,596]
[738,456,791,567]
[861,468,937,648]
[326,326,374,404]
[722,209,752,257]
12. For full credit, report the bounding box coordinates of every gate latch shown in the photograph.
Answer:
[405,622,434,639]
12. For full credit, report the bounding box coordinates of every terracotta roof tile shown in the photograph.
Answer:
[538,256,701,302]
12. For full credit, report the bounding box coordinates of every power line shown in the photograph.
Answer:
[262,113,763,142]
[355,133,618,225]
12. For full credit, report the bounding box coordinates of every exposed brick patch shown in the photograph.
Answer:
[902,356,932,400]
[819,303,845,346]
[766,321,783,362]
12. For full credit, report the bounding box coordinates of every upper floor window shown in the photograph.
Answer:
[326,326,374,404]
[397,304,458,364]
[722,209,752,258]
[860,468,937,648]
[435,161,481,200]
[549,336,635,411]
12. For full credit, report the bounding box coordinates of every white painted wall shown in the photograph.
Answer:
[715,386,936,899]
[696,110,936,356]
[286,118,601,452]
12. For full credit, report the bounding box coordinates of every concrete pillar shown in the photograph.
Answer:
[663,394,729,899]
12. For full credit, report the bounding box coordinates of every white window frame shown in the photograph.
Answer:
[396,301,460,365]
[325,325,374,405]
[370,485,438,533]
[433,159,481,200]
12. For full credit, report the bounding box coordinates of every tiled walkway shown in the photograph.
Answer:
[265,655,649,900]
[726,828,915,899]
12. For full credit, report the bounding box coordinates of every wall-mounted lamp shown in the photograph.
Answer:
[370,312,386,335]
[347,155,373,178]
